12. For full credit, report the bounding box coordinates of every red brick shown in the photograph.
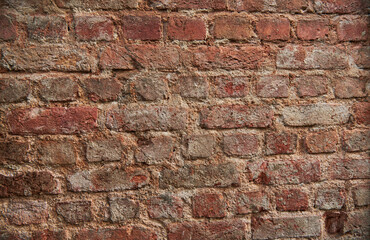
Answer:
[82,77,122,102]
[246,159,321,185]
[159,163,240,189]
[325,212,347,235]
[75,227,157,240]
[277,45,348,69]
[131,73,169,101]
[228,0,264,11]
[211,75,250,98]
[147,194,183,219]
[150,0,227,10]
[0,140,30,164]
[67,167,149,192]
[168,220,246,240]
[343,129,370,152]
[352,184,370,207]
[282,103,349,126]
[230,0,308,12]
[236,191,270,214]
[213,15,254,40]
[265,132,297,155]
[28,15,67,41]
[135,135,174,164]
[192,193,226,218]
[190,45,266,70]
[351,46,370,68]
[7,107,98,135]
[0,14,17,41]
[256,75,289,98]
[306,130,338,153]
[314,0,367,13]
[187,134,216,159]
[174,75,209,99]
[106,106,187,131]
[201,105,273,129]
[223,133,260,157]
[1,45,95,72]
[31,230,67,240]
[56,0,139,9]
[327,158,370,180]
[297,19,329,40]
[168,16,206,40]
[275,0,309,12]
[352,102,370,126]
[0,78,30,103]
[252,215,321,239]
[276,189,309,211]
[122,15,161,40]
[39,77,78,102]
[0,171,61,197]
[37,140,77,165]
[109,197,139,222]
[56,201,92,224]
[6,201,48,225]
[256,18,290,41]
[75,15,114,41]
[337,18,368,41]
[294,76,328,97]
[315,187,346,210]
[86,137,124,162]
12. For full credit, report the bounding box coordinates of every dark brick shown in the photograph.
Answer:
[56,201,92,224]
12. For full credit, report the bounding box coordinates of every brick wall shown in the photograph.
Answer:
[0,0,369,239]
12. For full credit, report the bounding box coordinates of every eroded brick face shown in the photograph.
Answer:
[0,1,368,239]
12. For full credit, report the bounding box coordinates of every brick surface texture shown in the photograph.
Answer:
[0,0,369,239]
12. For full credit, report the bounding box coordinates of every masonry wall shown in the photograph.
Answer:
[0,0,369,239]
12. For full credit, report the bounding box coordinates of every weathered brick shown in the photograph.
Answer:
[8,107,98,135]
[236,191,270,214]
[75,15,114,41]
[168,220,246,240]
[37,140,77,165]
[160,163,240,189]
[252,215,321,239]
[6,201,48,225]
[228,0,264,12]
[168,16,206,40]
[75,226,157,240]
[337,18,368,41]
[344,210,370,237]
[1,45,95,72]
[351,46,370,68]
[56,0,139,9]
[294,75,328,97]
[86,137,124,162]
[213,15,254,40]
[187,134,216,159]
[256,75,289,98]
[282,103,349,126]
[353,102,370,126]
[56,201,92,224]
[0,78,30,103]
[314,0,367,14]
[28,15,67,41]
[31,230,67,240]
[190,45,266,70]
[277,45,348,69]
[229,0,308,12]
[39,77,78,102]
[0,14,17,41]
[325,212,347,235]
[201,105,273,129]
[328,158,370,180]
[315,187,346,210]
[352,184,370,207]
[135,135,174,164]
[150,0,227,10]
[343,129,370,152]
[147,194,183,219]
[223,133,260,157]
[132,74,169,101]
[0,140,30,164]
[297,19,329,40]
[0,171,61,197]
[67,167,149,192]
[306,130,338,153]
[192,193,226,218]
[122,15,161,40]
[256,18,290,41]
[109,197,139,222]
[175,75,209,99]
[265,132,297,155]
[106,105,187,132]
[333,77,366,98]
[211,75,250,98]
[246,159,321,185]
[276,189,309,211]
[81,77,122,102]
